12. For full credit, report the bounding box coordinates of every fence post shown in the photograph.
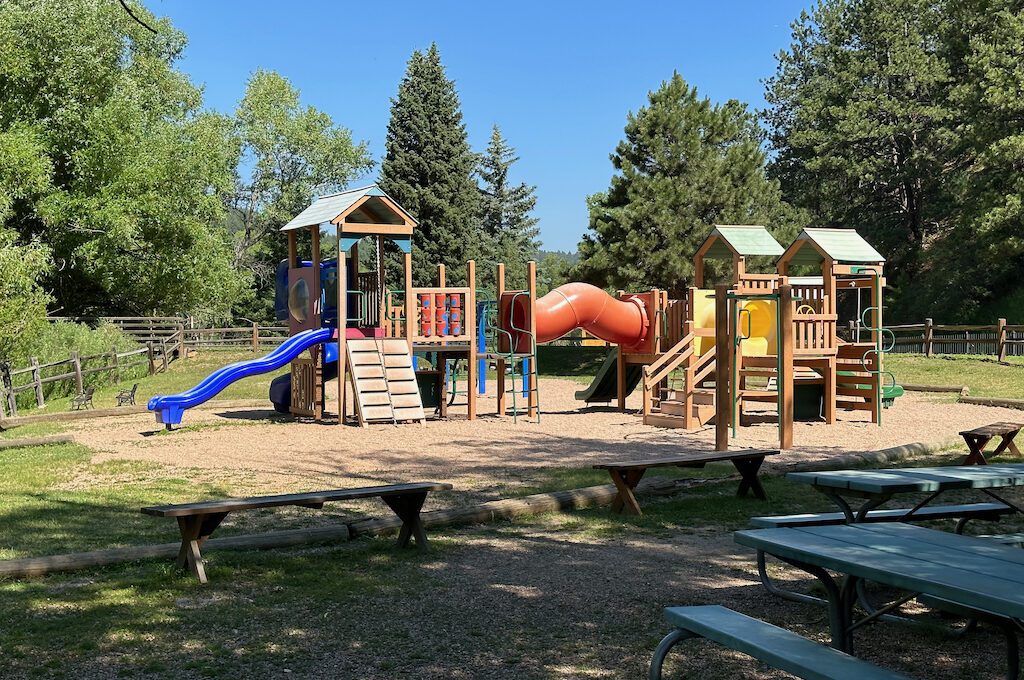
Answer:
[998,318,1007,362]
[252,322,259,353]
[147,344,155,375]
[30,357,44,408]
[924,318,934,357]
[177,324,185,358]
[160,339,169,372]
[71,351,83,394]
[111,346,120,382]
[0,363,15,418]
[847,320,855,340]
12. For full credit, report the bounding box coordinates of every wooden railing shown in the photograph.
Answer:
[183,325,288,351]
[48,316,185,344]
[1,346,153,418]
[793,312,838,356]
[735,274,778,294]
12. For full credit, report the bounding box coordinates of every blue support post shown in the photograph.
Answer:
[477,301,488,395]
[522,357,529,398]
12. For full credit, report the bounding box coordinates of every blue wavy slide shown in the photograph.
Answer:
[148,327,337,427]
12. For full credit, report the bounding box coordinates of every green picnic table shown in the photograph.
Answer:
[786,464,1024,522]
[735,523,1024,679]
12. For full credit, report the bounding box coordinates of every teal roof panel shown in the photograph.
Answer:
[784,228,885,266]
[699,225,785,260]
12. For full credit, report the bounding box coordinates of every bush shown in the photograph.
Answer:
[7,321,147,410]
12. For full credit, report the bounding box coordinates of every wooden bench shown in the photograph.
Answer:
[960,421,1023,465]
[594,450,778,515]
[751,503,1013,605]
[141,482,452,583]
[649,605,910,680]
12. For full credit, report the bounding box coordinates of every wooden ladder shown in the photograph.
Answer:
[346,339,425,426]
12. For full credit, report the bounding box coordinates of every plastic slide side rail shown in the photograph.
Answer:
[148,327,334,425]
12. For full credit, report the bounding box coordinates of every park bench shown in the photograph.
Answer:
[70,387,94,410]
[594,449,778,515]
[649,605,910,680]
[141,482,452,583]
[960,422,1023,465]
[116,383,138,406]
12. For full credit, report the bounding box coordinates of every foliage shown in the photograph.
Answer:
[0,0,244,317]
[574,74,802,295]
[227,70,373,321]
[7,320,147,409]
[765,0,1024,322]
[0,230,51,366]
[536,250,576,296]
[476,126,540,292]
[380,44,480,287]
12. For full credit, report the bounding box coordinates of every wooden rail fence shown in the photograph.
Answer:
[845,318,1024,360]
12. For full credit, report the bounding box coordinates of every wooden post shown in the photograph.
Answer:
[111,346,120,383]
[161,339,169,372]
[146,344,155,375]
[404,252,415,352]
[466,259,477,420]
[714,286,730,452]
[71,351,83,395]
[252,322,259,353]
[29,357,44,408]
[527,260,538,418]
[437,263,446,287]
[310,226,323,420]
[683,287,696,430]
[337,228,347,426]
[2,363,17,418]
[376,235,387,328]
[924,318,934,357]
[779,284,794,450]
[496,262,506,416]
[998,318,1007,362]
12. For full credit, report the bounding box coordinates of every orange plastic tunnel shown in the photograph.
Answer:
[531,283,649,348]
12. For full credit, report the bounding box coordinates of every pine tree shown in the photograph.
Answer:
[477,125,540,292]
[379,44,479,286]
[574,73,800,296]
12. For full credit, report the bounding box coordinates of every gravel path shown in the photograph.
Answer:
[64,378,1024,503]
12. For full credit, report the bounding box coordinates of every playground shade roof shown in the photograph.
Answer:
[699,225,785,260]
[280,184,416,231]
[782,228,885,266]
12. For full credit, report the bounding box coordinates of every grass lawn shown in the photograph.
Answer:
[887,354,1024,399]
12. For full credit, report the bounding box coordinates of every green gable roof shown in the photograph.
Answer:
[698,225,785,260]
[782,228,885,267]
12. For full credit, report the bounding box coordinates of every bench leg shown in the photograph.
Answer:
[963,434,993,465]
[733,457,767,500]
[174,512,227,584]
[648,628,698,680]
[989,433,1021,462]
[382,493,430,550]
[756,550,826,605]
[609,469,645,515]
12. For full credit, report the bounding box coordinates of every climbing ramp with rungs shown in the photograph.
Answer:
[346,338,425,426]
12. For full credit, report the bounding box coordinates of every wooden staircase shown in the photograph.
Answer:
[642,333,717,430]
[346,338,425,426]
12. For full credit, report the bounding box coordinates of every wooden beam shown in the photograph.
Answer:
[337,225,346,426]
[466,259,477,420]
[527,260,538,418]
[715,285,730,452]
[779,284,794,450]
[496,263,506,417]
[404,253,415,352]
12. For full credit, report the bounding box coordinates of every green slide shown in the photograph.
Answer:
[575,348,644,403]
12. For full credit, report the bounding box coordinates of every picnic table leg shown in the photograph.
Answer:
[382,493,430,550]
[778,556,850,652]
[608,469,646,515]
[173,512,227,584]
[963,434,993,465]
[732,456,767,500]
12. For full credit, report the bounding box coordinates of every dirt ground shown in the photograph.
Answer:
[68,378,1023,502]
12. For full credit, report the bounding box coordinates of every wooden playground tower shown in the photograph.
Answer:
[280,184,482,426]
[621,225,892,451]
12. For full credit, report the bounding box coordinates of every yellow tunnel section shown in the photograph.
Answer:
[693,290,777,356]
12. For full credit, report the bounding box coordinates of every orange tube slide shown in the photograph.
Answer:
[534,283,649,347]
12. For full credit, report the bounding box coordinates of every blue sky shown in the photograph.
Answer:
[160,1,809,252]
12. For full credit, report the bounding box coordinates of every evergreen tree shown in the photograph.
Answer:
[476,125,540,292]
[380,44,479,286]
[574,73,800,296]
[765,0,1024,321]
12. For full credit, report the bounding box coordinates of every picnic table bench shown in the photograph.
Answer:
[141,482,452,583]
[593,449,778,515]
[649,605,910,680]
[735,523,1024,679]
[960,422,1023,465]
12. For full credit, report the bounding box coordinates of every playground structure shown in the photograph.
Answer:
[627,225,898,450]
[148,189,900,449]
